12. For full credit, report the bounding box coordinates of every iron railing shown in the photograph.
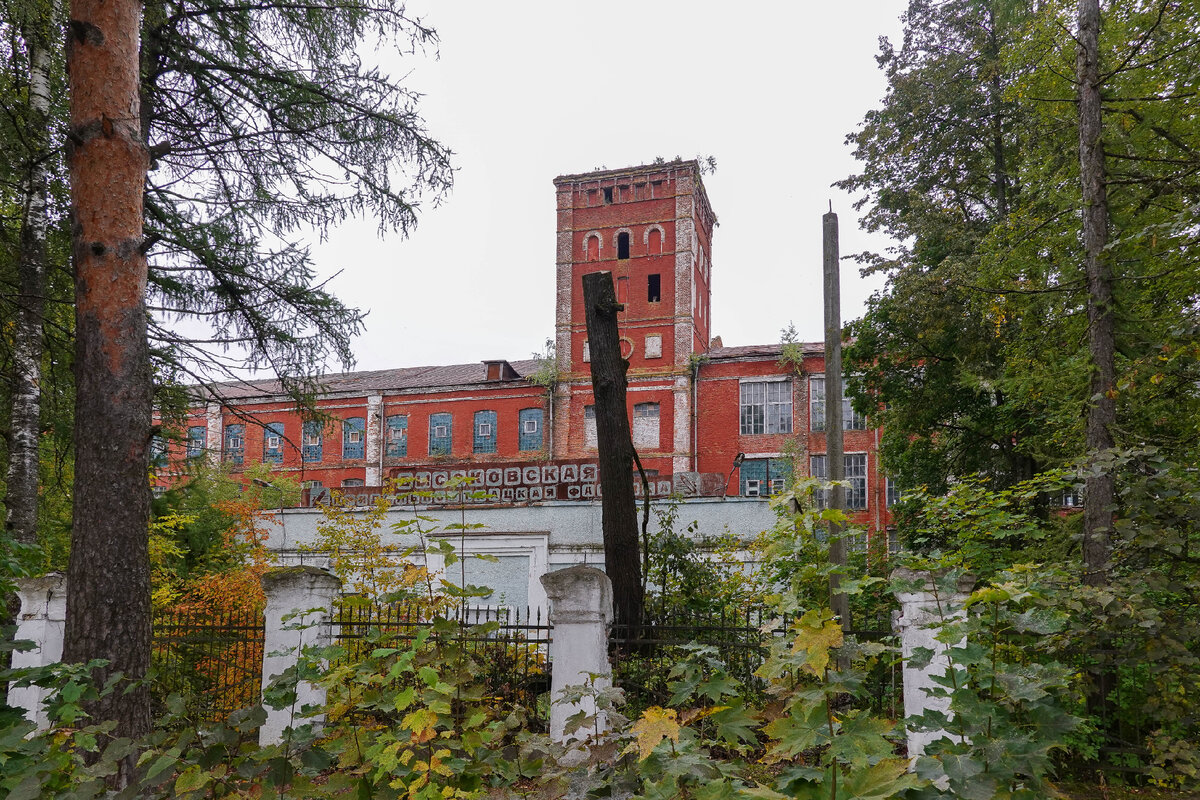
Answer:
[609,604,898,717]
[151,606,265,723]
[332,601,552,718]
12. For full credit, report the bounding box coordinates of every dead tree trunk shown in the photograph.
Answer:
[1077,0,1114,588]
[63,0,154,769]
[582,271,643,631]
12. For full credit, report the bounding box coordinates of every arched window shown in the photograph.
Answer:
[585,233,601,262]
[429,413,452,456]
[646,226,664,255]
[343,417,365,459]
[617,231,630,260]
[263,422,284,464]
[302,421,323,462]
[519,408,543,451]
[473,410,498,454]
[386,414,408,458]
[224,424,245,465]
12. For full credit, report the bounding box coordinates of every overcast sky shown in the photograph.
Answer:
[308,2,907,372]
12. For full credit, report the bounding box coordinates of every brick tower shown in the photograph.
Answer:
[551,161,718,475]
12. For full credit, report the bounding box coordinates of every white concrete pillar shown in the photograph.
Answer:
[365,393,383,486]
[8,573,67,731]
[205,401,223,467]
[892,567,975,758]
[541,565,613,743]
[259,566,341,745]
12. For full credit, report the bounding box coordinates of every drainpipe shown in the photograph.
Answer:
[690,360,699,472]
[547,383,555,458]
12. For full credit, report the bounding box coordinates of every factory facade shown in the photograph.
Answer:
[163,160,895,541]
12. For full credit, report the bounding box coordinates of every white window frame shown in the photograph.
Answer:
[477,422,493,437]
[346,430,363,444]
[810,375,868,432]
[522,418,539,434]
[744,479,762,497]
[303,432,321,447]
[810,452,869,511]
[739,378,792,435]
[434,424,449,439]
[265,434,281,450]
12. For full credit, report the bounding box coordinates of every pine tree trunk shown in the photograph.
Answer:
[4,12,55,552]
[582,271,643,631]
[63,0,154,771]
[1077,0,1114,588]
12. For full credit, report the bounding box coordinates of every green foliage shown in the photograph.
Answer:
[898,564,1082,799]
[754,478,894,629]
[151,462,298,589]
[892,467,1081,576]
[645,498,759,618]
[527,337,559,390]
[896,451,1200,788]
[842,0,1200,493]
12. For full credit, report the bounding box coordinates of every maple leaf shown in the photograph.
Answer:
[791,610,844,676]
[625,706,681,761]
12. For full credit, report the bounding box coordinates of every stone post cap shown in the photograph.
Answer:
[15,573,67,618]
[540,565,613,623]
[890,566,976,597]
[261,565,342,593]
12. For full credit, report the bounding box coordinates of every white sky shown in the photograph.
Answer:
[308,1,906,372]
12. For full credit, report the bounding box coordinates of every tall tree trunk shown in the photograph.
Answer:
[582,271,643,631]
[4,11,55,553]
[63,0,154,771]
[1077,0,1114,588]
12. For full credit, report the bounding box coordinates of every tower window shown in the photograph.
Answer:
[617,231,630,260]
[602,187,613,204]
[648,274,661,303]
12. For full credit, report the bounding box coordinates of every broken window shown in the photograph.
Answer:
[603,186,613,204]
[386,414,408,458]
[617,231,630,259]
[224,424,245,466]
[648,273,661,302]
[343,417,365,459]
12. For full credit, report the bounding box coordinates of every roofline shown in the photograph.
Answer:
[553,159,717,229]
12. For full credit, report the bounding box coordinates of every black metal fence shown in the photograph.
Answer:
[609,605,899,717]
[151,606,265,723]
[332,601,552,718]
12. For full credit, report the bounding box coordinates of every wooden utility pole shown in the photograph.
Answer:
[63,0,154,773]
[582,271,644,631]
[1077,0,1114,588]
[823,206,851,631]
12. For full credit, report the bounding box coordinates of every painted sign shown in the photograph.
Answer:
[304,459,726,508]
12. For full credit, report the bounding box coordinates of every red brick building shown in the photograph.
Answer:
[163,160,893,533]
